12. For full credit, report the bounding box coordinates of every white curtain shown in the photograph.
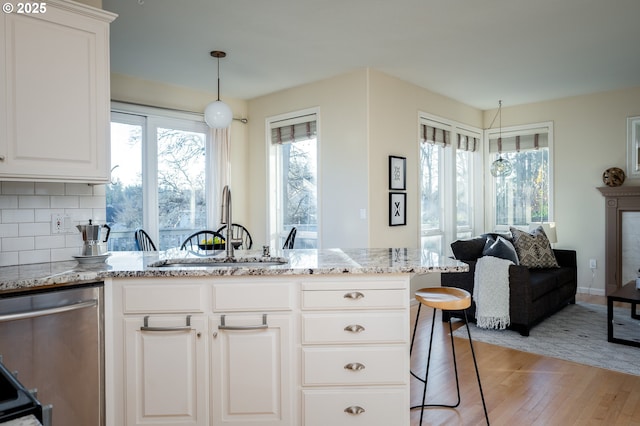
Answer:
[208,127,230,227]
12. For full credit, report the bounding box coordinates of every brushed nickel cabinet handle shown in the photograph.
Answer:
[344,406,365,415]
[218,314,268,330]
[140,315,193,332]
[343,291,365,300]
[344,324,365,333]
[344,362,365,371]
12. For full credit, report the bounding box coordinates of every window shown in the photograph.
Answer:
[107,104,211,251]
[486,122,553,230]
[268,110,318,249]
[419,115,481,253]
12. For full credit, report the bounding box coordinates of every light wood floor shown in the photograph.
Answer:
[409,294,640,425]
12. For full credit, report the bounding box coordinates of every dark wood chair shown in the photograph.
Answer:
[180,230,226,251]
[134,228,157,251]
[282,227,297,249]
[216,223,253,249]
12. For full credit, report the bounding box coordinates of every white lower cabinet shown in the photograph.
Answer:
[123,315,208,426]
[210,313,293,425]
[107,275,409,426]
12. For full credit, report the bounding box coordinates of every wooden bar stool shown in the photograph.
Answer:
[409,287,489,425]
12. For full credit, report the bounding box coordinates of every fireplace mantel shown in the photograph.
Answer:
[598,185,640,294]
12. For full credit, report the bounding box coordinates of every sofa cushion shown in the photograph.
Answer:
[482,236,519,265]
[528,269,562,300]
[451,236,486,261]
[510,226,559,268]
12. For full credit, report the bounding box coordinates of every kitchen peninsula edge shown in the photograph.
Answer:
[0,249,467,426]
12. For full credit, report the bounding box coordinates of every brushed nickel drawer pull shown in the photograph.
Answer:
[344,362,365,371]
[141,315,193,332]
[218,314,268,330]
[344,324,365,333]
[343,291,365,300]
[344,406,365,415]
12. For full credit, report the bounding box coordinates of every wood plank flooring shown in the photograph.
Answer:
[409,294,640,425]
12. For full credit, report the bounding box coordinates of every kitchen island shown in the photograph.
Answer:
[0,248,466,426]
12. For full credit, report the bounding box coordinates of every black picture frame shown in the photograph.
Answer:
[389,155,406,190]
[389,192,406,226]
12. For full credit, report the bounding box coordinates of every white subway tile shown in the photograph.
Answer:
[0,196,18,209]
[2,236,34,251]
[51,247,80,261]
[92,184,106,196]
[1,182,34,195]
[2,209,35,223]
[19,222,51,237]
[18,195,50,209]
[65,183,93,196]
[35,209,63,222]
[0,223,18,238]
[79,195,106,209]
[0,252,19,267]
[35,182,65,195]
[19,250,50,264]
[51,196,79,208]
[36,235,66,249]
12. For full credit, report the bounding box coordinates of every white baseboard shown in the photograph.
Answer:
[577,286,605,296]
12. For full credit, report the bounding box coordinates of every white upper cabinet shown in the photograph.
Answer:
[0,0,116,182]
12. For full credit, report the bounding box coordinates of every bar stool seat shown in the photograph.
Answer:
[410,287,489,425]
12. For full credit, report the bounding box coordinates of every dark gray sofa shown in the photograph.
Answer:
[441,233,577,336]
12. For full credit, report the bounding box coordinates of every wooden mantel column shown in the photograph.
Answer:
[598,186,640,295]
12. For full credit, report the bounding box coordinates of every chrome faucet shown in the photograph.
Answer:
[220,185,234,258]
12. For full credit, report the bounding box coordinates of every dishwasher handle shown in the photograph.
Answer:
[0,299,98,323]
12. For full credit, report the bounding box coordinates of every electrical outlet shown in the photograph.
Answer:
[51,214,65,234]
[589,259,597,269]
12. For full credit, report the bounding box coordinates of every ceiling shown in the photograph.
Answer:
[103,0,640,110]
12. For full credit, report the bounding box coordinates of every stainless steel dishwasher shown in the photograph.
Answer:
[0,283,104,426]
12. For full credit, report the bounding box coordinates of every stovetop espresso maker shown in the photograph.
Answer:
[76,220,110,256]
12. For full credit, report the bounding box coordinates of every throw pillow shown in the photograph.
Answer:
[451,236,487,261]
[482,236,519,265]
[510,226,559,268]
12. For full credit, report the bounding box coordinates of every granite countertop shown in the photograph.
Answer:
[0,248,467,293]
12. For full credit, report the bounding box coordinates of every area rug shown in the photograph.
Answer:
[452,302,640,376]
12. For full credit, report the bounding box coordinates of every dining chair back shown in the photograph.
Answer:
[216,223,253,249]
[134,228,157,251]
[282,227,297,249]
[180,230,226,251]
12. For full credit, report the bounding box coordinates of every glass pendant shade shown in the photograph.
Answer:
[204,100,233,128]
[490,156,513,177]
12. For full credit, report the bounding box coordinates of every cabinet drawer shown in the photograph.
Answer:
[213,281,292,311]
[302,388,407,426]
[302,312,407,344]
[302,289,406,310]
[122,284,206,313]
[302,346,407,386]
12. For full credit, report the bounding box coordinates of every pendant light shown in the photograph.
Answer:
[490,100,513,177]
[204,51,233,128]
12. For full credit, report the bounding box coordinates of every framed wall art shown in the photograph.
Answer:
[389,192,406,226]
[389,155,406,190]
[627,116,640,178]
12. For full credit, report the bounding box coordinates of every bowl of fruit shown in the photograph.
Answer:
[198,236,225,250]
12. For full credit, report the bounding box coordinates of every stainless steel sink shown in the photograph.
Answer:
[149,257,289,268]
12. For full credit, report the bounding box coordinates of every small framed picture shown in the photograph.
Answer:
[389,192,406,226]
[389,155,406,190]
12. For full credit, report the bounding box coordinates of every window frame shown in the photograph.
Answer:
[484,121,554,232]
[418,113,483,253]
[266,107,320,249]
[109,102,212,249]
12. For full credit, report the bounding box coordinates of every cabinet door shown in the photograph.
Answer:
[124,315,207,426]
[0,1,114,182]
[210,313,293,425]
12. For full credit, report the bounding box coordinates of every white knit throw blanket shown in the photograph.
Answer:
[473,256,513,330]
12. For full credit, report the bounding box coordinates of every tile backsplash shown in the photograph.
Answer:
[0,182,106,266]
